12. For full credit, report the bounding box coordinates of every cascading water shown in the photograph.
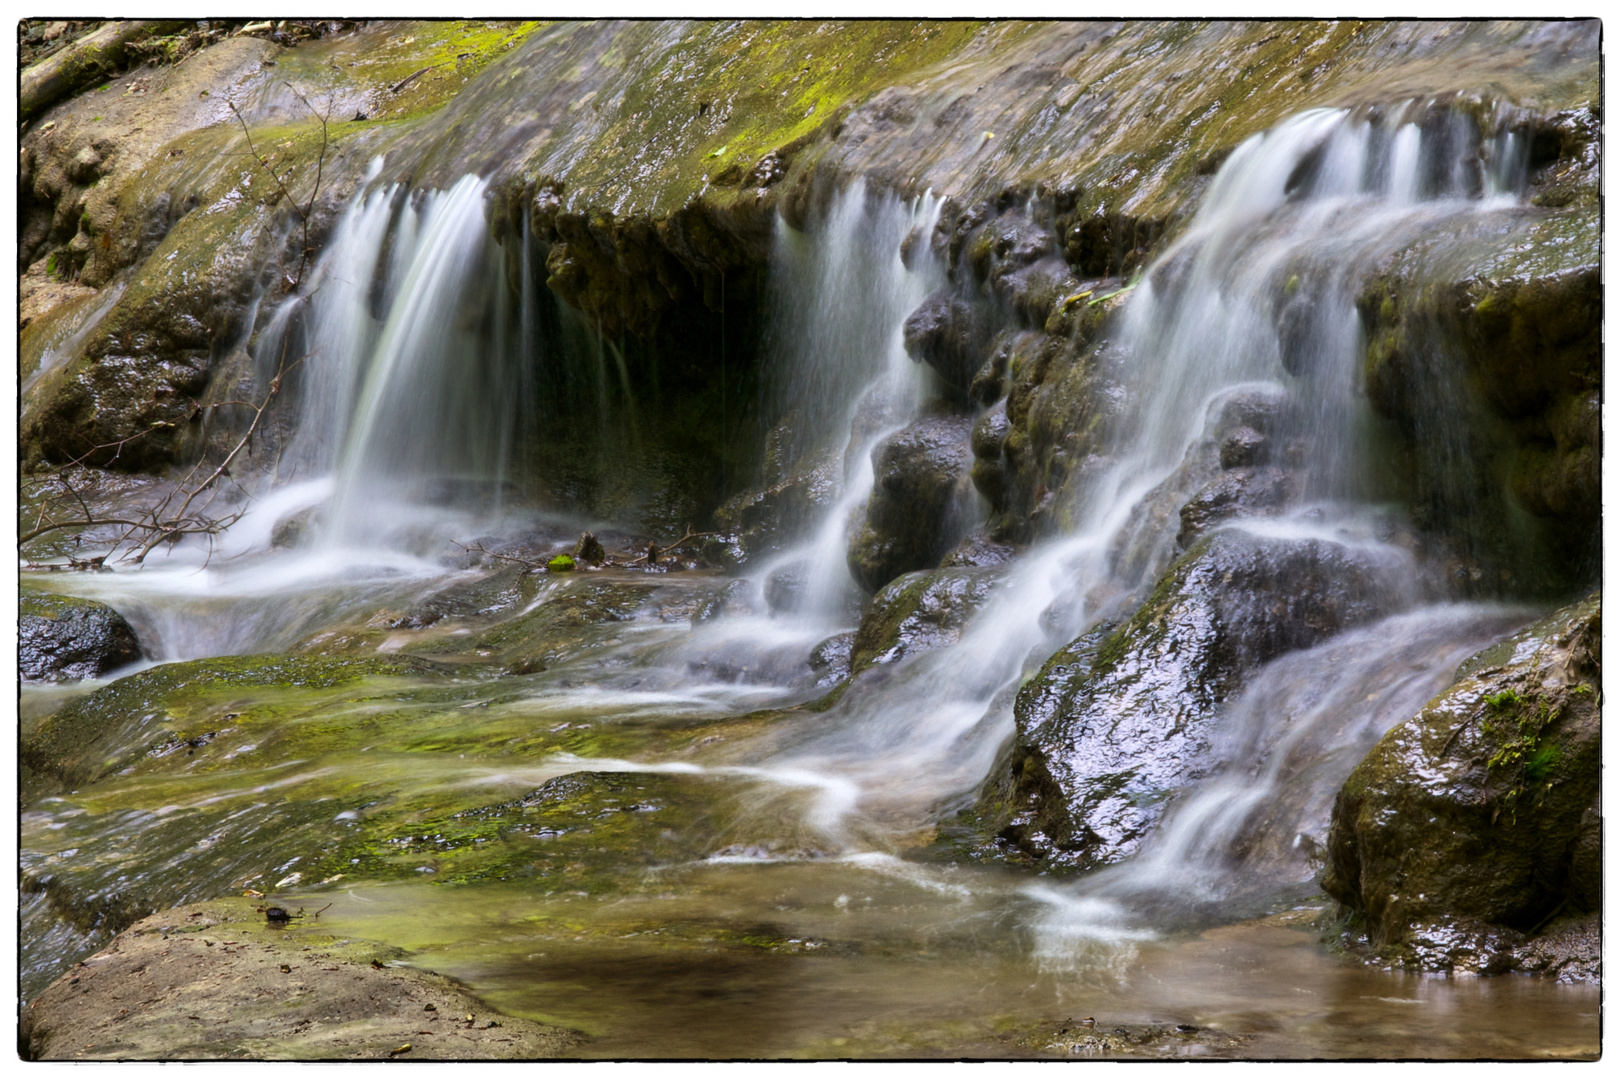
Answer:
[757,180,945,624]
[639,182,947,689]
[554,100,1551,942]
[19,76,1595,1054]
[265,170,533,549]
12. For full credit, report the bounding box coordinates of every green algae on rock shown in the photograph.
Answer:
[21,653,452,793]
[1323,595,1600,977]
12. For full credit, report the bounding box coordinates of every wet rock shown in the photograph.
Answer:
[1514,912,1601,983]
[995,256,1080,328]
[395,565,545,629]
[714,453,841,562]
[1356,205,1599,591]
[692,579,759,624]
[968,337,1013,405]
[1323,596,1600,975]
[849,567,1001,674]
[902,289,990,393]
[19,592,142,682]
[764,560,810,615]
[970,305,1126,542]
[847,413,975,593]
[417,576,661,674]
[808,632,855,686]
[20,897,579,1060]
[1176,466,1293,548]
[1218,426,1268,469]
[940,531,1016,568]
[269,505,321,549]
[982,530,1404,870]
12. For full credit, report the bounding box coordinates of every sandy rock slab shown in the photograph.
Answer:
[21,897,579,1060]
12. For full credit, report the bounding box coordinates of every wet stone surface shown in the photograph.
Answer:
[983,529,1405,870]
[849,566,1003,675]
[19,591,143,682]
[20,897,578,1060]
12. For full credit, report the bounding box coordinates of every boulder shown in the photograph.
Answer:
[847,413,974,593]
[902,289,990,392]
[19,592,142,682]
[980,529,1404,870]
[849,567,1001,674]
[1323,595,1600,977]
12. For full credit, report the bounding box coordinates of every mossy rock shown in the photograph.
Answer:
[1355,203,1599,594]
[19,592,143,683]
[304,770,735,893]
[1323,595,1600,971]
[849,566,1002,674]
[411,575,664,674]
[21,653,449,792]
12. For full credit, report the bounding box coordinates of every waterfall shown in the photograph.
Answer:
[256,170,534,551]
[756,180,946,622]
[691,102,1535,897]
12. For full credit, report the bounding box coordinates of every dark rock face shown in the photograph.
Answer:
[1176,466,1294,548]
[847,413,974,593]
[714,442,841,563]
[19,593,142,682]
[981,530,1403,870]
[849,567,1001,674]
[1323,596,1600,977]
[902,289,991,393]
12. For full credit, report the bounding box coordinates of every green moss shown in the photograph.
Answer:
[1480,687,1566,822]
[547,554,576,572]
[21,653,450,792]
